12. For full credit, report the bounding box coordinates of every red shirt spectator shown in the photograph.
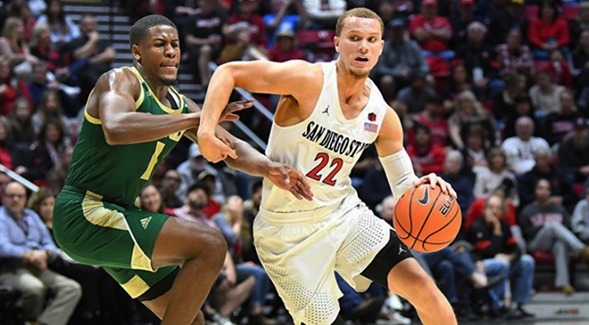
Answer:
[229,0,267,47]
[268,29,306,62]
[407,124,447,175]
[409,0,452,52]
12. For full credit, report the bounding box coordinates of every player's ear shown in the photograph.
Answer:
[334,36,340,53]
[132,44,141,62]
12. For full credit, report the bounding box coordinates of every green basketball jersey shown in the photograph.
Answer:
[65,67,189,207]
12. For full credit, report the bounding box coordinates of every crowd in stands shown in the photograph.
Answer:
[1,0,589,324]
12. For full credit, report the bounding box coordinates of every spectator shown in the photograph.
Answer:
[0,181,82,325]
[541,90,580,146]
[229,0,267,47]
[527,0,570,60]
[0,16,38,71]
[219,21,268,63]
[495,29,533,78]
[455,21,503,98]
[183,0,227,86]
[411,95,447,147]
[375,18,429,103]
[267,25,306,62]
[473,148,518,205]
[159,169,183,209]
[451,0,480,48]
[0,55,33,117]
[22,119,67,184]
[46,145,73,194]
[177,143,220,197]
[490,72,527,124]
[467,195,535,319]
[519,179,589,294]
[557,117,589,183]
[568,1,589,51]
[302,0,346,29]
[406,124,446,176]
[139,183,166,214]
[29,22,73,84]
[461,124,489,176]
[503,94,537,140]
[68,14,116,102]
[35,0,80,45]
[487,0,527,46]
[8,96,35,145]
[572,189,589,244]
[31,90,71,137]
[395,71,436,114]
[465,178,518,231]
[518,148,578,212]
[501,116,550,175]
[448,90,496,150]
[572,30,589,114]
[263,0,308,44]
[529,70,566,117]
[442,150,474,214]
[6,0,37,42]
[408,0,453,60]
[26,62,79,116]
[441,60,479,110]
[547,50,572,88]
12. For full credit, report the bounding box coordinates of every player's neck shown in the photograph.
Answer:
[335,66,368,104]
[134,64,169,101]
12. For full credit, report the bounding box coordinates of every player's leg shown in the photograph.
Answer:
[148,216,227,325]
[361,232,456,325]
[141,290,205,325]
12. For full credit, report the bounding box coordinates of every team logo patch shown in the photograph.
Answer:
[368,112,376,122]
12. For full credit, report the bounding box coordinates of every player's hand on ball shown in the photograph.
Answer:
[220,99,254,123]
[265,163,314,201]
[412,173,457,198]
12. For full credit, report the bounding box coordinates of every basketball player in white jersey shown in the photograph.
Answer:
[198,8,457,325]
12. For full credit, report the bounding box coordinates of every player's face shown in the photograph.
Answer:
[134,25,180,86]
[335,17,383,79]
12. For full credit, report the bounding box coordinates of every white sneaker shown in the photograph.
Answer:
[389,311,411,325]
[211,313,236,325]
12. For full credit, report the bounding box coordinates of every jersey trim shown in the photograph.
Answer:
[121,275,150,299]
[128,66,183,115]
[84,109,101,125]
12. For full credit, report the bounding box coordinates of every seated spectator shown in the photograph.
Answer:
[487,0,526,46]
[407,124,446,176]
[159,169,183,209]
[451,0,481,48]
[267,26,306,62]
[448,90,496,150]
[529,70,566,117]
[29,22,72,84]
[558,117,589,183]
[455,21,503,99]
[228,0,267,47]
[501,116,550,175]
[572,190,589,244]
[375,18,429,103]
[441,60,480,112]
[263,0,308,45]
[408,0,453,60]
[495,29,533,78]
[519,179,589,294]
[518,148,578,212]
[568,1,589,51]
[0,181,82,325]
[31,90,72,137]
[572,30,589,115]
[35,0,80,45]
[411,96,447,147]
[6,0,37,42]
[23,119,67,185]
[67,14,116,102]
[0,16,39,71]
[467,195,535,319]
[461,124,489,177]
[302,0,346,29]
[27,63,79,118]
[177,144,221,198]
[465,179,518,231]
[540,90,580,146]
[46,145,73,194]
[442,150,474,214]
[473,148,519,206]
[527,0,570,60]
[0,116,16,169]
[183,0,228,86]
[490,72,527,125]
[8,96,35,145]
[219,22,268,63]
[502,94,537,140]
[395,71,436,115]
[139,183,166,214]
[545,49,572,88]
[0,57,33,116]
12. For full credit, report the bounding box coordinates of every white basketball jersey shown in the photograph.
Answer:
[261,61,389,219]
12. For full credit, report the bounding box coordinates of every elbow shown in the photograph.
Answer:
[102,121,124,145]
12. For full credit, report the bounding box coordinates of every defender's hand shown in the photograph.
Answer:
[412,173,457,198]
[198,133,237,163]
[220,100,254,123]
[266,163,314,201]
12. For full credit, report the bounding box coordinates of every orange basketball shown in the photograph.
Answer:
[393,184,462,253]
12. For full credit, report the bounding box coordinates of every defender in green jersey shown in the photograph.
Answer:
[52,15,313,325]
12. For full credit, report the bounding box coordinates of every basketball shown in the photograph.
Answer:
[393,184,462,253]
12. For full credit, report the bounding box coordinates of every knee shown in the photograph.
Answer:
[520,254,535,271]
[62,279,83,300]
[203,230,227,270]
[437,261,455,280]
[22,281,45,300]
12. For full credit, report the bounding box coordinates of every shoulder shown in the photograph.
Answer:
[95,67,141,97]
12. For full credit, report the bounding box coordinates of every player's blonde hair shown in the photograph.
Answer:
[335,8,384,36]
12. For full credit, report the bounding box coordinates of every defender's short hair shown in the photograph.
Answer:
[129,14,176,48]
[335,8,384,36]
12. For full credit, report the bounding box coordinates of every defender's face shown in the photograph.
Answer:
[133,25,180,86]
[335,17,383,79]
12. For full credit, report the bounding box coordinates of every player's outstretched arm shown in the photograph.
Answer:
[197,60,319,162]
[375,108,456,198]
[96,68,200,145]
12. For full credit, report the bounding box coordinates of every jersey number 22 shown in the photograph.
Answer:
[306,152,343,186]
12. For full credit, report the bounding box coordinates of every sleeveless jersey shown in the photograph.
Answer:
[64,67,189,207]
[261,61,389,217]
